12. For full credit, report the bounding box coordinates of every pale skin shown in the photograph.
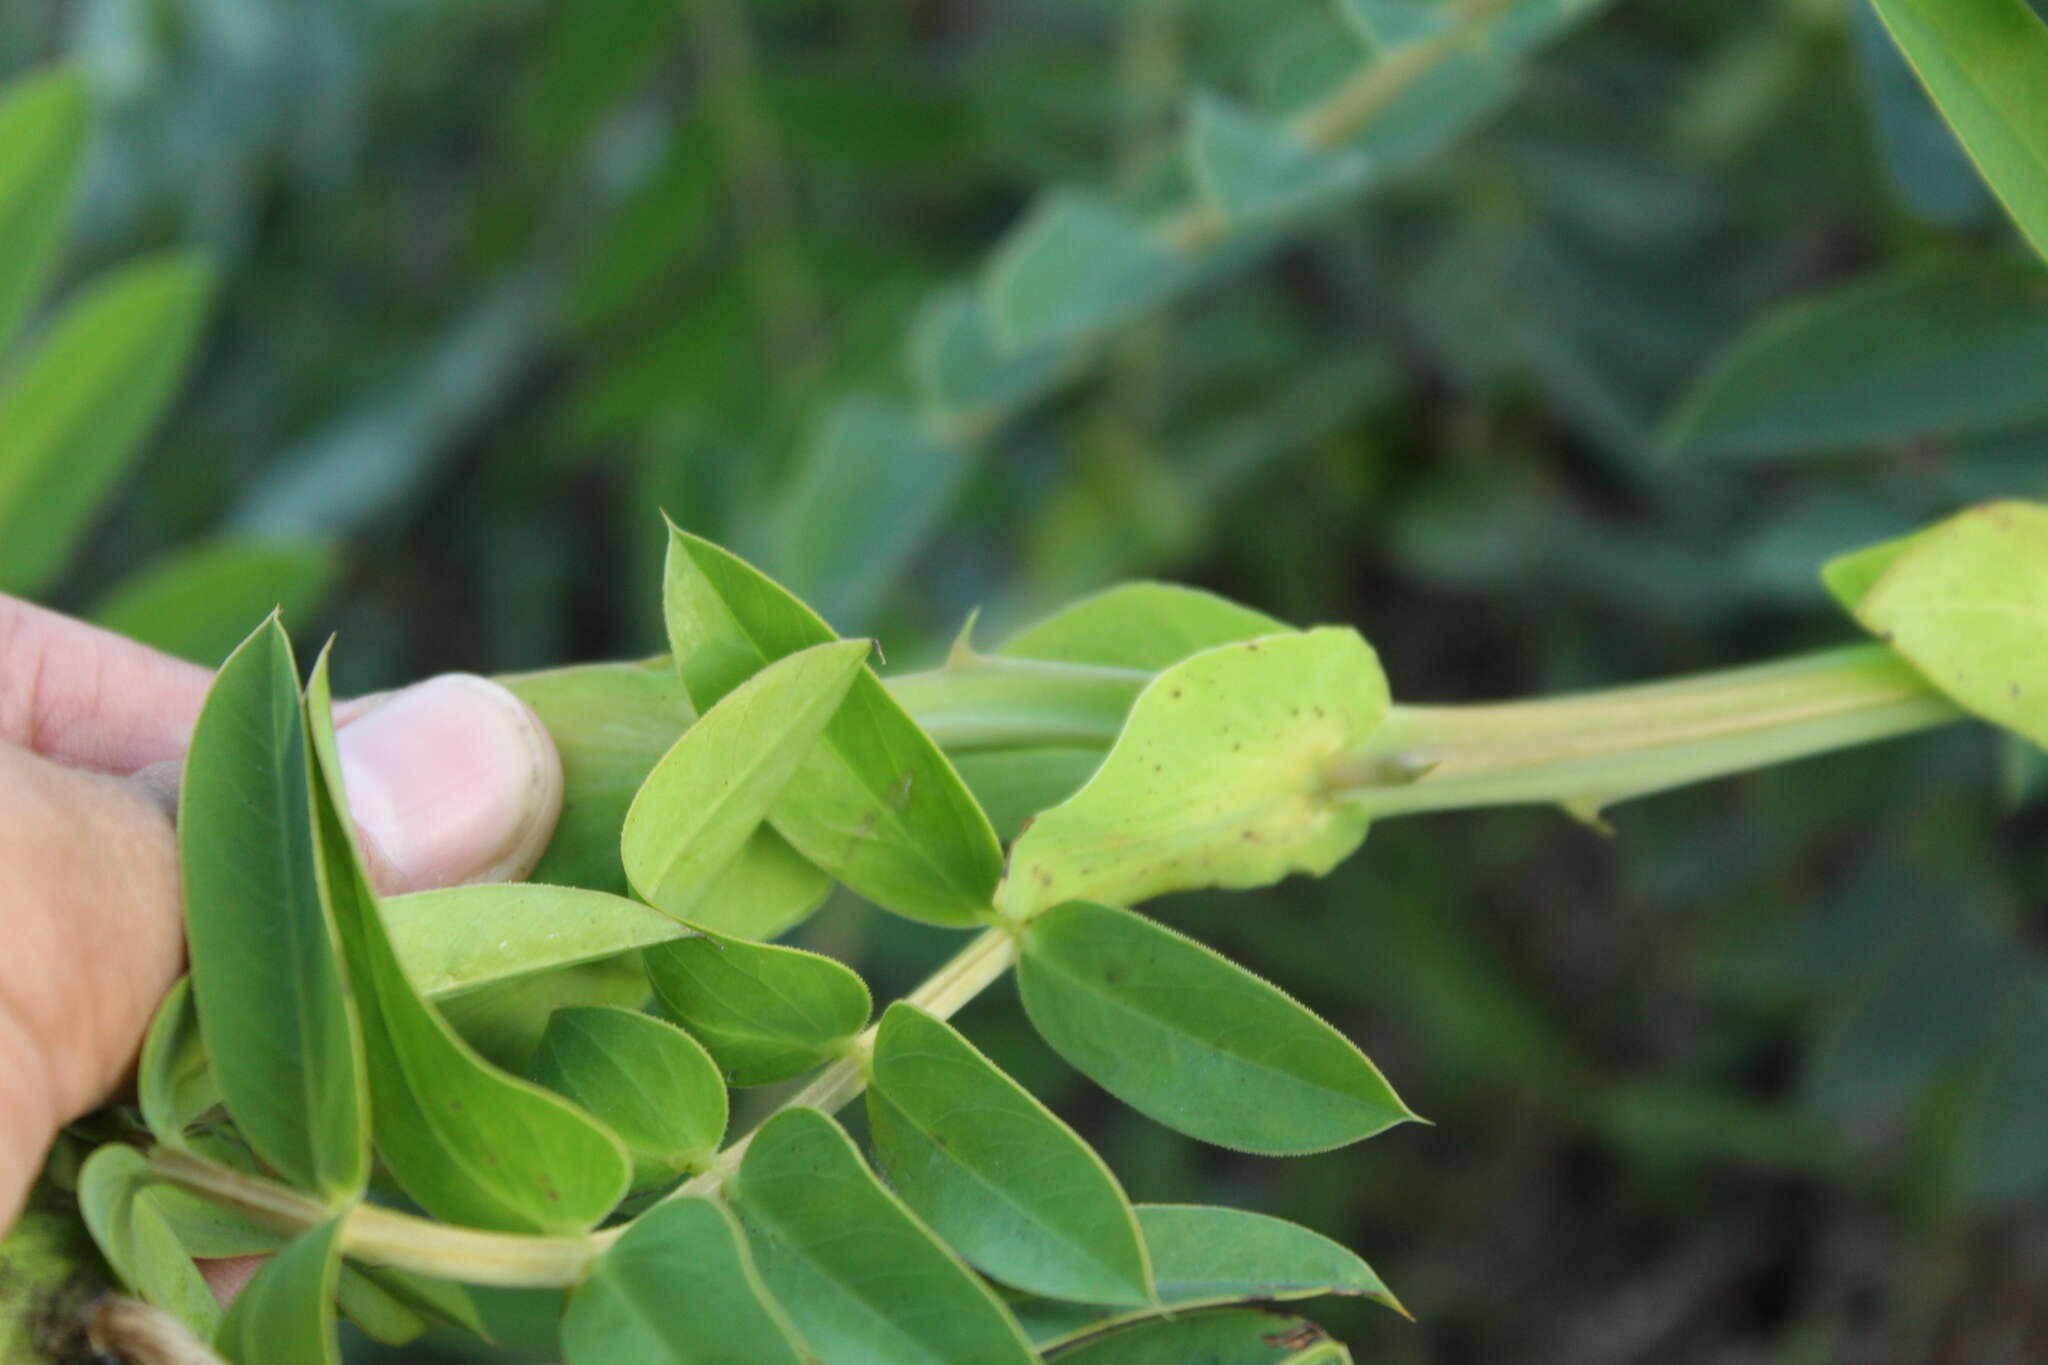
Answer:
[0,596,565,1294]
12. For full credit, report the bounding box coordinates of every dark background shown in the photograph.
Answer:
[8,0,2048,1358]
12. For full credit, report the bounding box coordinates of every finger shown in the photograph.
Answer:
[0,596,213,774]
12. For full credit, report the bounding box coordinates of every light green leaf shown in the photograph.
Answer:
[215,1218,345,1365]
[1134,1205,1401,1313]
[983,191,1192,351]
[775,396,967,626]
[530,1006,728,1191]
[867,1003,1152,1306]
[77,1145,221,1340]
[89,538,340,666]
[1660,260,2048,462]
[1868,0,2048,263]
[0,253,214,594]
[998,630,1386,919]
[1001,582,1289,670]
[1186,92,1368,225]
[1831,500,2048,747]
[1045,1307,1350,1363]
[732,1108,1037,1365]
[304,654,632,1235]
[910,286,1069,423]
[1017,901,1417,1154]
[1820,526,1933,615]
[384,882,693,1000]
[0,65,89,349]
[664,527,1004,926]
[646,934,870,1086]
[623,638,869,922]
[179,618,367,1198]
[507,660,831,937]
[564,1197,810,1365]
[138,977,216,1149]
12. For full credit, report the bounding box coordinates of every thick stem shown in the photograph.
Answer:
[1326,644,1964,820]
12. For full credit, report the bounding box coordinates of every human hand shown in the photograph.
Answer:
[0,597,564,1250]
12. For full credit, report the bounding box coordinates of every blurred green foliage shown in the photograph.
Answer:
[7,0,2048,1357]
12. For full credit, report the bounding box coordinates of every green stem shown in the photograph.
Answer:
[1326,644,1964,820]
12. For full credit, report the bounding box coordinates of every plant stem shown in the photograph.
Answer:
[1326,644,1965,820]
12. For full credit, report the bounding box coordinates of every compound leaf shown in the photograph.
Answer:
[647,934,870,1086]
[731,1108,1037,1365]
[1186,92,1368,226]
[1016,901,1417,1155]
[867,1003,1152,1306]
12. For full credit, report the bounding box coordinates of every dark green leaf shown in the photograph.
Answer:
[0,253,214,593]
[982,191,1192,351]
[179,618,367,1198]
[0,65,89,349]
[88,538,340,666]
[1869,0,2048,262]
[910,287,1070,423]
[867,1003,1152,1306]
[1134,1204,1401,1313]
[646,934,870,1086]
[137,977,216,1149]
[304,654,631,1234]
[564,1198,809,1365]
[1046,1307,1350,1363]
[1017,901,1417,1154]
[530,1006,728,1190]
[1185,93,1367,226]
[731,1108,1036,1365]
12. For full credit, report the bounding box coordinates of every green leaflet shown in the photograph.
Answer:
[731,1108,1037,1365]
[337,1264,489,1346]
[563,1198,810,1365]
[1827,500,2048,748]
[507,659,832,937]
[435,956,655,1074]
[982,191,1192,351]
[179,619,368,1198]
[1134,1204,1401,1314]
[0,253,214,594]
[530,1006,729,1191]
[0,65,89,349]
[1017,901,1417,1155]
[950,748,1109,845]
[998,629,1386,919]
[623,639,869,923]
[88,538,340,666]
[664,526,1004,926]
[646,934,871,1086]
[1853,3,1994,228]
[215,1218,346,1365]
[866,1003,1152,1307]
[1335,0,1451,48]
[137,977,216,1149]
[76,1145,220,1341]
[304,654,632,1235]
[384,883,693,1000]
[1185,92,1368,226]
[910,286,1069,423]
[774,395,968,627]
[1045,1307,1350,1364]
[149,1184,285,1258]
[1001,581,1290,670]
[1660,259,2048,462]
[1868,0,2048,264]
